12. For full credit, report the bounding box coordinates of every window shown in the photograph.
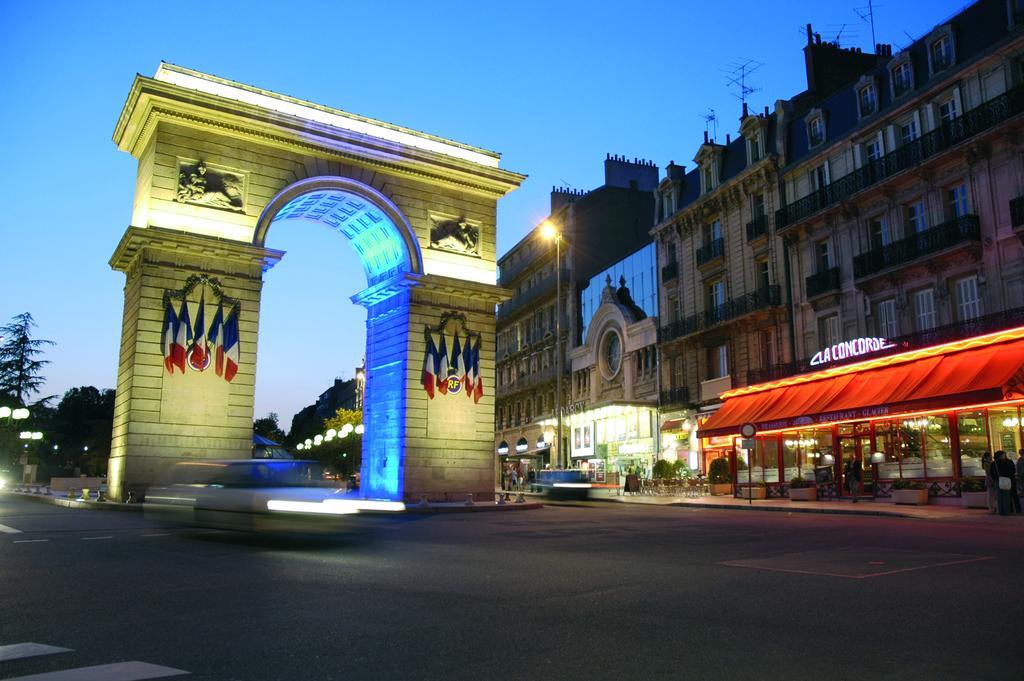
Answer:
[939,97,959,123]
[863,136,882,163]
[672,356,684,388]
[899,119,919,145]
[748,133,762,163]
[818,314,840,348]
[707,280,725,311]
[756,259,770,290]
[914,289,937,331]
[661,190,674,220]
[817,240,832,272]
[892,61,913,97]
[876,298,897,338]
[705,219,722,243]
[956,276,981,321]
[752,193,765,219]
[758,331,773,369]
[948,183,969,218]
[858,84,877,116]
[707,344,728,379]
[869,217,891,249]
[810,163,829,191]
[702,165,716,193]
[808,116,825,147]
[931,35,953,71]
[906,200,928,234]
[667,293,680,323]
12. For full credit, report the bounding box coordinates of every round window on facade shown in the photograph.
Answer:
[600,330,623,380]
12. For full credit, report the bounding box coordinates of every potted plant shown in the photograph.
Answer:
[891,478,928,505]
[652,460,674,480]
[739,481,767,500]
[959,477,987,508]
[708,458,732,496]
[788,476,817,501]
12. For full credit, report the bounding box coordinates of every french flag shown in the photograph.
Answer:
[450,332,463,393]
[161,301,178,374]
[421,333,438,399]
[172,298,192,374]
[222,309,240,383]
[462,333,475,399]
[188,293,207,370]
[472,336,483,404]
[208,303,225,377]
[436,333,449,395]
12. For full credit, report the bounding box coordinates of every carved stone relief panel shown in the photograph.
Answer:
[175,159,246,212]
[428,213,481,257]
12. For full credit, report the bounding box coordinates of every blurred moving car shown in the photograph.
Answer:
[532,469,593,500]
[144,459,402,533]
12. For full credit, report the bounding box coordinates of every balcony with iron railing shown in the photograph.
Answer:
[496,364,565,398]
[746,214,769,242]
[496,268,569,322]
[695,238,725,267]
[498,250,552,286]
[775,83,1024,230]
[852,214,980,280]
[661,260,679,282]
[660,387,691,407]
[659,285,782,343]
[748,304,1024,385]
[805,267,840,299]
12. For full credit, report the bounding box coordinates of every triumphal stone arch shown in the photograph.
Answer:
[108,63,523,502]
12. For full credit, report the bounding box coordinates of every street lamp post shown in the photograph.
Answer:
[541,220,564,469]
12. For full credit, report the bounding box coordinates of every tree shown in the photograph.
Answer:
[0,313,55,404]
[49,386,115,475]
[313,408,363,475]
[253,412,285,443]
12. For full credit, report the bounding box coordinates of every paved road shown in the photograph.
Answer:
[1,495,1022,681]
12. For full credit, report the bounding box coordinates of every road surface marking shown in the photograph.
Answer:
[0,643,72,662]
[141,533,170,537]
[0,523,23,534]
[4,661,189,680]
[12,539,49,544]
[80,536,114,541]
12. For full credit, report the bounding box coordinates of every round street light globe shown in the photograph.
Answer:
[540,220,558,240]
[341,424,353,436]
[354,424,364,435]
[313,435,323,446]
[304,439,312,447]
[325,432,335,442]
[19,431,31,439]
[296,443,304,451]
[0,406,10,418]
[326,429,337,439]
[13,408,29,420]
[32,432,43,440]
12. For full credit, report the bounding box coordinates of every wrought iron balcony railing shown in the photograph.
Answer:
[495,364,566,398]
[775,83,1024,229]
[496,268,569,322]
[805,267,840,299]
[659,285,781,343]
[852,214,980,280]
[661,260,679,282]
[746,214,768,241]
[660,387,691,407]
[695,238,725,266]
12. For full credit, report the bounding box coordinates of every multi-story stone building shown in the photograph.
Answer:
[494,156,656,475]
[694,0,1024,503]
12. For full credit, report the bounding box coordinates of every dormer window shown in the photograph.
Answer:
[807,115,825,148]
[892,60,913,98]
[858,84,877,117]
[748,132,763,164]
[930,34,954,73]
[702,164,717,194]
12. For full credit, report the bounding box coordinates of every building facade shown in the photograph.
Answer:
[494,156,656,476]
[696,0,1024,503]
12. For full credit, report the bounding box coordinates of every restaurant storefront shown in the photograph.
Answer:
[698,327,1024,503]
[542,403,658,483]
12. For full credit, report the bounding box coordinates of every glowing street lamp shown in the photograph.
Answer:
[540,219,564,469]
[354,424,364,435]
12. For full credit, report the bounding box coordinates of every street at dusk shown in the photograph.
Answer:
[1,497,1023,680]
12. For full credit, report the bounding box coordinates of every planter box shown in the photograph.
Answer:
[739,486,767,500]
[961,491,988,509]
[710,483,733,496]
[892,488,929,505]
[788,486,817,501]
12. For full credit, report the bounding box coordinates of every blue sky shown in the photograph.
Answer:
[0,0,970,426]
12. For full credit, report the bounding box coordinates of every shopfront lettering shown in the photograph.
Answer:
[809,337,894,367]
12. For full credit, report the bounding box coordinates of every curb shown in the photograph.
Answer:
[405,501,543,514]
[7,492,143,512]
[665,500,917,519]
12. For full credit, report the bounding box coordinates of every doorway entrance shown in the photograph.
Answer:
[837,424,873,498]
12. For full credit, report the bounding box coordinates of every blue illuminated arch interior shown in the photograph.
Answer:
[270,189,412,287]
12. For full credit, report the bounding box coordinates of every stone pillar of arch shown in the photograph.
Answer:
[106,64,523,502]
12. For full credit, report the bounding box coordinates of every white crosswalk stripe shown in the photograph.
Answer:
[0,643,71,662]
[2,661,189,680]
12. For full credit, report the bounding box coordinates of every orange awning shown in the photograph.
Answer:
[700,337,1024,438]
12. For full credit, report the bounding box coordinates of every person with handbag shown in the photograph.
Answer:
[992,450,1017,516]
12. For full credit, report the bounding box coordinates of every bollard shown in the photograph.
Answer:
[80,488,91,501]
[464,493,474,507]
[418,494,429,508]
[126,490,137,504]
[516,492,525,503]
[496,492,506,505]
[68,488,77,499]
[95,490,106,502]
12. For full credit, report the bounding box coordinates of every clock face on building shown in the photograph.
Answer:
[603,332,622,377]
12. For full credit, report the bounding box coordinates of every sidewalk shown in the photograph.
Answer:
[588,488,1024,522]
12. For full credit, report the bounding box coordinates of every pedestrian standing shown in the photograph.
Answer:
[510,467,519,491]
[844,457,863,502]
[993,450,1016,516]
[1012,452,1023,514]
[982,452,996,514]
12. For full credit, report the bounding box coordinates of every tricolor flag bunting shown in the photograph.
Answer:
[421,333,438,399]
[222,309,240,383]
[161,301,178,374]
[172,298,192,374]
[208,303,225,377]
[188,292,207,371]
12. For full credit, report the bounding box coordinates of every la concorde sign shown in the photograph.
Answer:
[809,337,895,367]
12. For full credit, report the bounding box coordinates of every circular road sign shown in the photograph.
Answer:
[740,422,757,438]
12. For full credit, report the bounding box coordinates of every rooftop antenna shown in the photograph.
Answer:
[724,59,764,109]
[854,0,878,51]
[700,109,718,142]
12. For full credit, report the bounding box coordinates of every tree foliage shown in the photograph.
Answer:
[0,313,55,404]
[49,386,115,475]
[253,412,285,443]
